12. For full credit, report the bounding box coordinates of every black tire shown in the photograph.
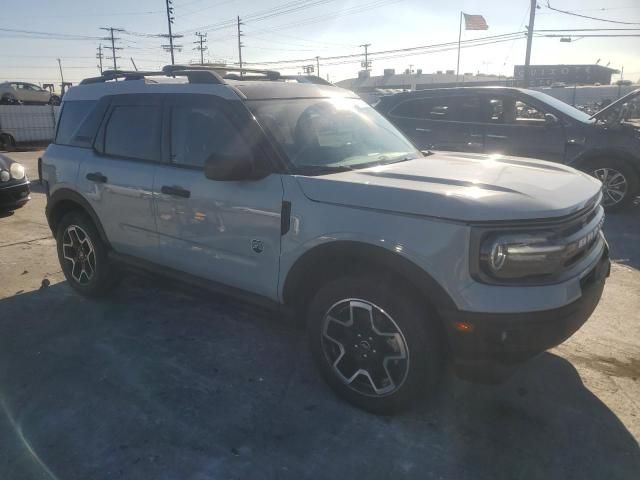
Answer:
[56,211,120,297]
[48,95,61,106]
[585,157,639,212]
[308,275,443,414]
[0,133,15,152]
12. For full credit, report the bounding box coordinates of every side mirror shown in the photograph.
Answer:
[204,152,264,181]
[544,113,559,125]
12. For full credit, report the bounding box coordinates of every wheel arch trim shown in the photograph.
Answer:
[46,188,111,247]
[280,239,457,313]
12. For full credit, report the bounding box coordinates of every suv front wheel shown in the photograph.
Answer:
[308,275,443,414]
[56,211,120,297]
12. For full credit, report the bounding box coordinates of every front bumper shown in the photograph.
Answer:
[441,249,610,383]
[0,181,30,210]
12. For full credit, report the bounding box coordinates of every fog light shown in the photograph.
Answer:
[0,170,9,182]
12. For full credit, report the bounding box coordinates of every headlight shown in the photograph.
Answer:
[0,170,9,182]
[479,231,565,280]
[10,162,25,180]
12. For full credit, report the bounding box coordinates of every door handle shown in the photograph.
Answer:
[86,172,108,183]
[161,185,191,198]
[486,134,508,140]
[415,128,432,132]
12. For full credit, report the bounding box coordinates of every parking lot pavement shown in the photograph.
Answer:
[1,150,639,480]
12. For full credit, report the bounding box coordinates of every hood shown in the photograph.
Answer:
[591,88,640,123]
[295,152,602,222]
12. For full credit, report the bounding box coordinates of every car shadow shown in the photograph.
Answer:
[0,280,638,480]
[604,200,640,269]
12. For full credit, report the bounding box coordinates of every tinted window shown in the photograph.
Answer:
[391,95,482,122]
[55,100,98,146]
[170,106,250,168]
[486,97,547,125]
[104,105,161,161]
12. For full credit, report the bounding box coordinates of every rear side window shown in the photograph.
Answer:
[56,100,97,146]
[390,95,483,122]
[170,105,250,168]
[104,105,161,161]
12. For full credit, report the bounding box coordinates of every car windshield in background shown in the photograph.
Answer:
[248,97,421,174]
[525,89,593,123]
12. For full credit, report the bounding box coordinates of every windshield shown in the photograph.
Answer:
[594,90,640,127]
[525,89,593,123]
[247,97,421,173]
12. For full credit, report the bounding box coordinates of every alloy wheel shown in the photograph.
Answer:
[321,298,410,397]
[62,225,96,285]
[593,167,628,207]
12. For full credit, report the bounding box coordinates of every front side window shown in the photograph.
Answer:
[248,97,420,173]
[486,97,547,125]
[104,105,161,161]
[170,106,250,168]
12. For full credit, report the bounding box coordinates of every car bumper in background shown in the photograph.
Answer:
[441,249,610,383]
[0,181,30,210]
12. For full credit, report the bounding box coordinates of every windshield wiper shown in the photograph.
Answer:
[294,165,354,176]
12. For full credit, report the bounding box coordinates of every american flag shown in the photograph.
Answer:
[463,13,489,30]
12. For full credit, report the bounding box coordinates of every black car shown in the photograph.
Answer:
[0,153,30,211]
[376,87,640,210]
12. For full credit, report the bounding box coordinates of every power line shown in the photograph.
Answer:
[242,31,525,66]
[544,1,640,25]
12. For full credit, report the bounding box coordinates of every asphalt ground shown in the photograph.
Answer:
[1,150,639,480]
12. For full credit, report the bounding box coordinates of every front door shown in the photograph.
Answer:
[77,94,163,263]
[481,94,566,162]
[153,94,284,299]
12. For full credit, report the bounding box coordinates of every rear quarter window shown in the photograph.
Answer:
[55,100,98,147]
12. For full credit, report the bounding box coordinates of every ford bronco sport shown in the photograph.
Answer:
[42,66,610,413]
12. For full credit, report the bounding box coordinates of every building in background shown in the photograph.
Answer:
[513,64,619,87]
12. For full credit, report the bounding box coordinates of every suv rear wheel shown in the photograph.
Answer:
[308,275,443,414]
[56,211,120,297]
[586,158,638,211]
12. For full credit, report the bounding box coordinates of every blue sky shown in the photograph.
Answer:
[1,0,638,87]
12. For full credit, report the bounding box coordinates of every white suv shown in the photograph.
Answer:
[41,66,610,413]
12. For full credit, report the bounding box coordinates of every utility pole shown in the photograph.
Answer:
[57,58,65,91]
[237,16,244,76]
[96,44,104,74]
[316,56,320,77]
[165,0,176,65]
[100,27,124,71]
[523,0,537,88]
[194,32,208,65]
[360,43,371,71]
[130,57,138,71]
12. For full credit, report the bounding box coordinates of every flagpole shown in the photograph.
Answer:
[456,11,462,84]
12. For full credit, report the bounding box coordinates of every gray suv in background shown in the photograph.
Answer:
[42,66,609,413]
[376,87,640,210]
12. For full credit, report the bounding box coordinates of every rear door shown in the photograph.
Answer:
[386,94,485,152]
[480,92,566,161]
[76,94,163,263]
[153,94,284,299]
